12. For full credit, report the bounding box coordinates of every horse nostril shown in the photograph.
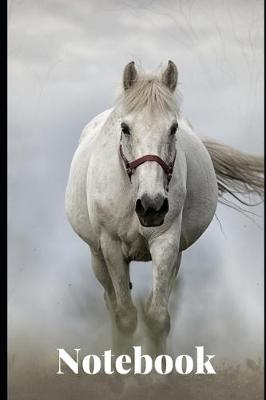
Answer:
[159,198,169,214]
[135,196,169,217]
[135,198,144,214]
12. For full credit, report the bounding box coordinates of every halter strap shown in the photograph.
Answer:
[119,140,176,191]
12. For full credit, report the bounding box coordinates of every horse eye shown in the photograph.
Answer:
[170,122,178,135]
[121,122,130,135]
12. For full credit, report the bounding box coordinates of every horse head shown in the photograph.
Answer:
[119,60,179,227]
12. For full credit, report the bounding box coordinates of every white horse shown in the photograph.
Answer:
[65,61,263,356]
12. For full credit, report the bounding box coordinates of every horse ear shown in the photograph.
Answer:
[162,60,178,92]
[123,61,138,90]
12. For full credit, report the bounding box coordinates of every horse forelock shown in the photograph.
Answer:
[116,74,181,115]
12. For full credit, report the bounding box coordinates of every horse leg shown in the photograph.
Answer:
[90,249,116,311]
[144,229,182,357]
[91,249,132,355]
[100,234,137,355]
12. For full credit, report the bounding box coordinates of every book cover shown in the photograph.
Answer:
[8,1,264,399]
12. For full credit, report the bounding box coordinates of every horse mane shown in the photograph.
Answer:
[116,74,181,114]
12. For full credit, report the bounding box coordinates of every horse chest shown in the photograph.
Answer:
[120,233,151,262]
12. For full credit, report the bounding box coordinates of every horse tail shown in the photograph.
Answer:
[202,138,264,207]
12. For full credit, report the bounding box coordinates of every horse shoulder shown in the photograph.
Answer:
[65,109,113,248]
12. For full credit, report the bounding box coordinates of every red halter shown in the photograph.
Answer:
[119,138,176,191]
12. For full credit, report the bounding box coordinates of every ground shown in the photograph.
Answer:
[9,359,263,400]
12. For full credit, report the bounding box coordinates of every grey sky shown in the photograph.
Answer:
[8,0,263,381]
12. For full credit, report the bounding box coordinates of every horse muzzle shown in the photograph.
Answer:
[135,193,169,227]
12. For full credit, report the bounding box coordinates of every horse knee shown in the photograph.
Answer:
[115,306,137,334]
[146,308,170,338]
